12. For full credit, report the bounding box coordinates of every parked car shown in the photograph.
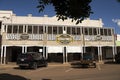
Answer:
[17,52,48,69]
[71,52,96,68]
[115,53,120,63]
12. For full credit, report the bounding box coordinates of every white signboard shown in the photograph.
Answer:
[67,46,82,53]
[48,46,63,53]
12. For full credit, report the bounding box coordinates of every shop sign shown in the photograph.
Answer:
[20,34,29,40]
[56,34,73,45]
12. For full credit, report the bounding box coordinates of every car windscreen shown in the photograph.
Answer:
[18,54,31,58]
[83,53,93,60]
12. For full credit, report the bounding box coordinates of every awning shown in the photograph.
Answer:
[67,46,82,53]
[48,46,63,53]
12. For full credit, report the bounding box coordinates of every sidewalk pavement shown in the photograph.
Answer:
[0,62,104,69]
[0,63,70,69]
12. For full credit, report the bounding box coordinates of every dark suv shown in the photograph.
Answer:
[115,53,120,63]
[71,53,96,68]
[17,52,47,69]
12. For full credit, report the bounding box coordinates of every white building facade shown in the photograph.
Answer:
[0,10,116,64]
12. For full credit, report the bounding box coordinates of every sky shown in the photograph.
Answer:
[0,0,120,34]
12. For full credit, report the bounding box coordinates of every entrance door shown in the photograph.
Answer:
[6,46,22,62]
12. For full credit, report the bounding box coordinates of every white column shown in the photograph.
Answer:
[1,46,3,64]
[2,24,5,32]
[3,46,6,64]
[98,46,102,62]
[113,46,115,61]
[46,47,48,59]
[25,46,27,53]
[81,46,84,60]
[43,46,45,58]
[22,46,24,53]
[100,46,102,61]
[98,46,100,62]
[6,25,8,33]
[63,47,65,64]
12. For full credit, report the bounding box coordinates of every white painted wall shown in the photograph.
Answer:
[0,10,103,27]
[117,34,120,41]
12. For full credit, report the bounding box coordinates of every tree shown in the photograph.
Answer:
[37,0,93,24]
[117,0,120,2]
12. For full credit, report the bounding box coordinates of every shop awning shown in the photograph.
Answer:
[48,46,63,53]
[67,46,82,53]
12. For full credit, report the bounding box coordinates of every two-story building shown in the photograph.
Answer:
[0,10,116,64]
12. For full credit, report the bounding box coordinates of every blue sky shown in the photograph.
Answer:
[0,0,120,34]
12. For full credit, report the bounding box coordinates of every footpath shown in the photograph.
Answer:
[0,63,70,70]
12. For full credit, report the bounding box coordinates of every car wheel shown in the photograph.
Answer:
[19,66,25,69]
[32,62,37,69]
[93,63,96,68]
[44,62,48,67]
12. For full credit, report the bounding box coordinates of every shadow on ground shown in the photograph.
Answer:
[104,61,120,65]
[0,73,30,80]
[42,78,52,80]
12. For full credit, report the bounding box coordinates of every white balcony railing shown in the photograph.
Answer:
[6,34,112,41]
[84,35,113,41]
[6,34,43,40]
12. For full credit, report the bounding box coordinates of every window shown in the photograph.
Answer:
[28,25,32,34]
[76,27,81,35]
[48,26,52,34]
[72,27,76,35]
[108,29,112,36]
[104,29,107,36]
[111,29,114,35]
[33,26,38,34]
[53,27,57,34]
[13,25,18,33]
[67,27,71,34]
[58,27,63,34]
[19,25,23,33]
[93,28,97,35]
[7,25,12,33]
[100,29,104,35]
[89,28,92,35]
[39,26,43,34]
[84,28,88,35]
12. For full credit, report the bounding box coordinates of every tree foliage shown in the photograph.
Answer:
[117,0,120,2]
[37,0,93,24]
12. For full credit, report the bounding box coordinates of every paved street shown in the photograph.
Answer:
[0,63,120,80]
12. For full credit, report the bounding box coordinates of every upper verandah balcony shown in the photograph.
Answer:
[2,24,114,41]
